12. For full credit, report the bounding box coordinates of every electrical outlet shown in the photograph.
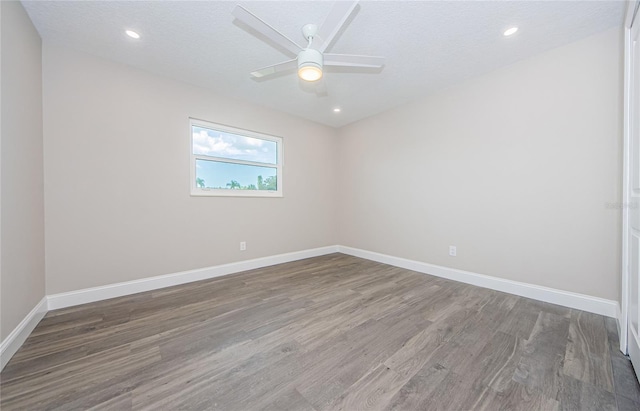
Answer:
[240,241,246,251]
[449,246,457,257]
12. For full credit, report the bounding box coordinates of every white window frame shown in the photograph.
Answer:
[190,118,283,197]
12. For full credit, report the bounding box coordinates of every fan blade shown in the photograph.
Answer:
[250,59,297,78]
[324,54,385,68]
[315,1,358,52]
[232,5,303,56]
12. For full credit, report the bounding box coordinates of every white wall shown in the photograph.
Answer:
[1,1,46,341]
[337,27,623,301]
[43,44,338,295]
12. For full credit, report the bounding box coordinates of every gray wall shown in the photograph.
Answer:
[337,28,623,301]
[1,1,46,341]
[42,44,338,294]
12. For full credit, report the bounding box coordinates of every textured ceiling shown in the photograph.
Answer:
[22,1,625,128]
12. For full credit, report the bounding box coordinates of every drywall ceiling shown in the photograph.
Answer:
[22,1,624,128]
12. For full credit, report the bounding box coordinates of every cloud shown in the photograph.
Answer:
[192,127,276,164]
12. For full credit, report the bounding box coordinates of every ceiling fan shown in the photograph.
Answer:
[232,1,385,82]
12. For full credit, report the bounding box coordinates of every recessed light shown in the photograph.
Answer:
[333,107,341,113]
[125,30,140,39]
[503,27,518,37]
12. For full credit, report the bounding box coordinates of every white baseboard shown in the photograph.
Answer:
[338,245,618,318]
[617,303,623,349]
[1,297,48,371]
[47,246,339,310]
[1,244,620,372]
[629,325,640,381]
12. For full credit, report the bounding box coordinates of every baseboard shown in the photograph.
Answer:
[2,244,619,372]
[47,244,620,317]
[629,326,640,381]
[47,245,339,310]
[337,245,618,318]
[617,303,623,345]
[0,297,48,371]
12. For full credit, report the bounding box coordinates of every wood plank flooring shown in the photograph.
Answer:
[1,253,639,410]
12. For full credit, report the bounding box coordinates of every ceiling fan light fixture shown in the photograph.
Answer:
[298,64,322,82]
[298,49,323,82]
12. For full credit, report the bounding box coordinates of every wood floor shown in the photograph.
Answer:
[2,253,640,410]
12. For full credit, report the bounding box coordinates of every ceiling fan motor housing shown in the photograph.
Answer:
[298,48,323,69]
[297,48,323,81]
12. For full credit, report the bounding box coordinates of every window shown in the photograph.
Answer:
[190,119,283,197]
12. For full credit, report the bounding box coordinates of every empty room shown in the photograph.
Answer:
[3,0,640,409]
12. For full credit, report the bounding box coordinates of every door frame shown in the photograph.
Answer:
[622,0,640,356]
